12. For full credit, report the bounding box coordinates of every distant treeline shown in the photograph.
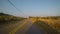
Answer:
[0,13,25,22]
[0,16,24,21]
[29,16,60,20]
[41,16,60,19]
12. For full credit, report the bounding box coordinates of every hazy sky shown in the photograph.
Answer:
[0,0,60,17]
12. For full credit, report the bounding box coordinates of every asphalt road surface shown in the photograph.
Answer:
[0,19,60,34]
[26,24,44,34]
[15,20,44,34]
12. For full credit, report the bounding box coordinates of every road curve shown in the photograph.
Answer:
[26,24,44,34]
[15,19,44,34]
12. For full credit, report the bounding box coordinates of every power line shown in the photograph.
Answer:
[8,0,27,17]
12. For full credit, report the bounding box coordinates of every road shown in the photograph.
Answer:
[26,24,44,34]
[15,19,44,34]
[0,19,44,34]
[0,19,60,34]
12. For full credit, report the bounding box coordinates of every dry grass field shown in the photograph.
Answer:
[29,16,60,34]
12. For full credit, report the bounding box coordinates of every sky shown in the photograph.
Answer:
[0,0,60,17]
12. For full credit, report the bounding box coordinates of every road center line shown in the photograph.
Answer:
[9,20,27,34]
